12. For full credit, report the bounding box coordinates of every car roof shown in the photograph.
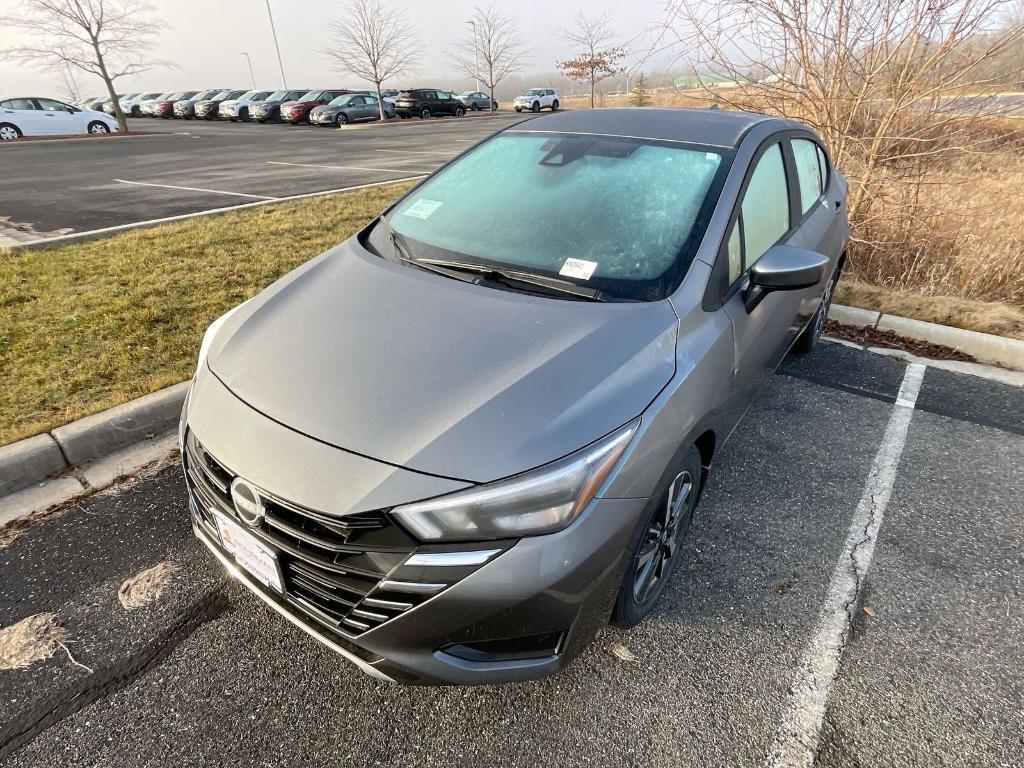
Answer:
[510,107,798,149]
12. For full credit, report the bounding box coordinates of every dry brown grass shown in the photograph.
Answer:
[0,613,69,670]
[118,561,178,610]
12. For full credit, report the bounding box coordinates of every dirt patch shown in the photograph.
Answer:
[0,614,69,671]
[118,561,178,610]
[825,320,979,363]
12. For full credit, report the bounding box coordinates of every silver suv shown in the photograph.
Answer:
[514,88,559,113]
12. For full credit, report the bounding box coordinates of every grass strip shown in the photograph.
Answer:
[0,182,412,445]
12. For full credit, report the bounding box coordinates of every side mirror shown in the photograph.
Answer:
[744,245,828,312]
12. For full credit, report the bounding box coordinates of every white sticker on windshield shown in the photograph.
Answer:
[403,198,443,219]
[559,258,598,280]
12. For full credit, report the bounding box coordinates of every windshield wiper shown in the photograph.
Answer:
[414,258,606,302]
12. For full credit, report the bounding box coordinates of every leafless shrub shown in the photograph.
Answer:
[0,613,69,670]
[118,561,178,610]
[653,0,1024,303]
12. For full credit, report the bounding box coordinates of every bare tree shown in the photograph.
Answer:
[654,0,1024,283]
[0,0,167,133]
[557,11,626,108]
[452,4,530,111]
[323,0,418,120]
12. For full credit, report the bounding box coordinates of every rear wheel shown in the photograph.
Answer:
[87,121,110,134]
[0,123,22,141]
[419,106,431,119]
[792,258,842,355]
[612,445,702,627]
[551,99,559,111]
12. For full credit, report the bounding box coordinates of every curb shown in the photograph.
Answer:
[0,381,189,497]
[827,304,1024,372]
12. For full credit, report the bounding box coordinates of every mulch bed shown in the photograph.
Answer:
[824,320,979,363]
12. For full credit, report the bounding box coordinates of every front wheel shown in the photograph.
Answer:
[336,112,348,126]
[455,106,466,117]
[612,445,702,627]
[514,107,522,113]
[792,259,842,355]
[531,101,541,113]
[88,121,110,134]
[0,122,22,141]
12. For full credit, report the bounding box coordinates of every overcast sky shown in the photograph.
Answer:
[0,0,674,98]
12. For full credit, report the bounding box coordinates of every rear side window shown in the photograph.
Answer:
[740,143,789,267]
[2,98,36,110]
[816,146,829,188]
[792,138,823,214]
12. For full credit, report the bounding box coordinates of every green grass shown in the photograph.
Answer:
[0,182,413,446]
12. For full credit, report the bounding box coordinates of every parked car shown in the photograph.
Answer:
[281,90,353,124]
[218,89,274,121]
[112,92,165,117]
[513,88,559,113]
[0,96,118,140]
[250,89,309,123]
[194,89,247,120]
[180,108,847,684]
[139,93,171,116]
[173,89,225,119]
[310,93,394,126]
[100,94,134,115]
[76,96,107,111]
[457,91,497,111]
[152,91,198,118]
[393,89,466,119]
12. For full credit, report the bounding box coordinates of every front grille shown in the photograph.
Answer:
[183,430,454,638]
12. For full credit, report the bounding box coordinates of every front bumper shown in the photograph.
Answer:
[182,370,647,685]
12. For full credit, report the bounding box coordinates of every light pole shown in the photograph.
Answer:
[466,20,480,92]
[264,0,288,88]
[240,52,256,89]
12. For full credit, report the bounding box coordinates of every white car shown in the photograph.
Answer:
[218,89,275,121]
[106,92,164,118]
[0,96,118,140]
[513,88,560,113]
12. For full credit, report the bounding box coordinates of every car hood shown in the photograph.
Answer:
[208,238,678,484]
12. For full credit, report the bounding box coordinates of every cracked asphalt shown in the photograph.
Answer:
[0,342,1021,767]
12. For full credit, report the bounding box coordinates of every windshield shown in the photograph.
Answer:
[266,90,289,101]
[189,91,212,101]
[298,91,322,101]
[522,89,544,96]
[386,132,730,301]
[328,94,355,106]
[212,90,232,99]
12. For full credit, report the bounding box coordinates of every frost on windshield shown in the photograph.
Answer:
[392,134,723,289]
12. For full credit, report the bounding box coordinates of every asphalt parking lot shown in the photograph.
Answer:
[0,112,526,238]
[1,342,1020,767]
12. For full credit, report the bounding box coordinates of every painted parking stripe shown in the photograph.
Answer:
[768,362,927,768]
[113,179,277,200]
[266,160,437,174]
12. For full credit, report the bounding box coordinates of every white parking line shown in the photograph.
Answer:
[113,179,276,200]
[266,160,436,174]
[373,148,461,156]
[768,362,927,768]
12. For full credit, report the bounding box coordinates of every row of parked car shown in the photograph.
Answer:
[73,87,516,126]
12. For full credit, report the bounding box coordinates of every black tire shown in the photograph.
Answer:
[612,444,703,627]
[792,258,842,355]
[239,107,249,121]
[514,107,522,113]
[419,106,431,119]
[336,112,348,126]
[0,122,22,141]
[455,105,466,117]
[471,102,480,111]
[551,100,559,111]
[87,120,110,134]
[531,101,541,113]
[131,106,140,117]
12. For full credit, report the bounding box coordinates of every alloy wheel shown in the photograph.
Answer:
[632,470,694,604]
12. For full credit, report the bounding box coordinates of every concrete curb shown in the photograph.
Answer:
[828,304,1024,373]
[0,381,189,497]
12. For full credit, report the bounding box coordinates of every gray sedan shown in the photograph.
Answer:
[181,107,848,685]
[310,93,394,126]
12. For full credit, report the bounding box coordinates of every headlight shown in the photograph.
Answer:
[195,303,245,374]
[391,419,638,542]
